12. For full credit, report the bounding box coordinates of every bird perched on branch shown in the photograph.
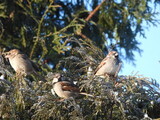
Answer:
[4,49,37,76]
[4,49,45,81]
[94,51,122,78]
[51,73,93,99]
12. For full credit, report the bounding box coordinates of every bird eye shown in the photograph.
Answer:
[114,53,118,56]
[4,52,9,55]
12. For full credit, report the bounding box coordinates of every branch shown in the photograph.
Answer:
[29,1,54,59]
[85,0,106,21]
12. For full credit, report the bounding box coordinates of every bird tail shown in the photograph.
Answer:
[80,92,94,97]
[114,62,122,77]
[33,71,46,82]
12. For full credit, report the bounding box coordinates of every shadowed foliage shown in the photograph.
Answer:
[0,0,160,119]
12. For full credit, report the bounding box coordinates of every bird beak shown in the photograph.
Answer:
[3,52,10,58]
[2,52,7,55]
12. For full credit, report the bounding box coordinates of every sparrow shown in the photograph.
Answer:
[51,73,93,99]
[94,51,121,78]
[4,49,38,76]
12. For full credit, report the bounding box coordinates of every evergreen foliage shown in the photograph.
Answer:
[0,0,160,119]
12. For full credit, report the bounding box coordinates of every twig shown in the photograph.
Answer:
[30,1,54,59]
[85,0,106,21]
[76,0,106,42]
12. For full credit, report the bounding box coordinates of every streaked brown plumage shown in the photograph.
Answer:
[94,51,121,78]
[51,73,93,99]
[5,49,37,76]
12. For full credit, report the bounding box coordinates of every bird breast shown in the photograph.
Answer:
[96,58,119,75]
[9,54,34,74]
[53,82,77,99]
[53,82,68,98]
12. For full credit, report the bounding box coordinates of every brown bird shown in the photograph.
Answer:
[4,49,39,76]
[51,73,93,99]
[94,51,122,78]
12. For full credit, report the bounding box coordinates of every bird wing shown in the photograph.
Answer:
[30,61,40,71]
[114,62,122,77]
[60,82,80,92]
[94,57,107,74]
[20,54,40,71]
[19,54,30,61]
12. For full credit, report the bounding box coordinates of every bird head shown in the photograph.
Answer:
[52,73,61,84]
[108,51,119,58]
[4,49,21,59]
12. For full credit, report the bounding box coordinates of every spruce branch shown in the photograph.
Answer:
[30,1,54,59]
[16,1,39,24]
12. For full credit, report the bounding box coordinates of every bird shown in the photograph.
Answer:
[51,73,93,99]
[4,49,39,77]
[94,51,122,78]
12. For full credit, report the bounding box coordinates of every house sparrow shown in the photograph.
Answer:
[51,73,93,99]
[4,49,38,76]
[94,51,121,78]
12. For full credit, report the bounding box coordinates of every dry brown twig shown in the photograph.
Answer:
[85,0,106,21]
